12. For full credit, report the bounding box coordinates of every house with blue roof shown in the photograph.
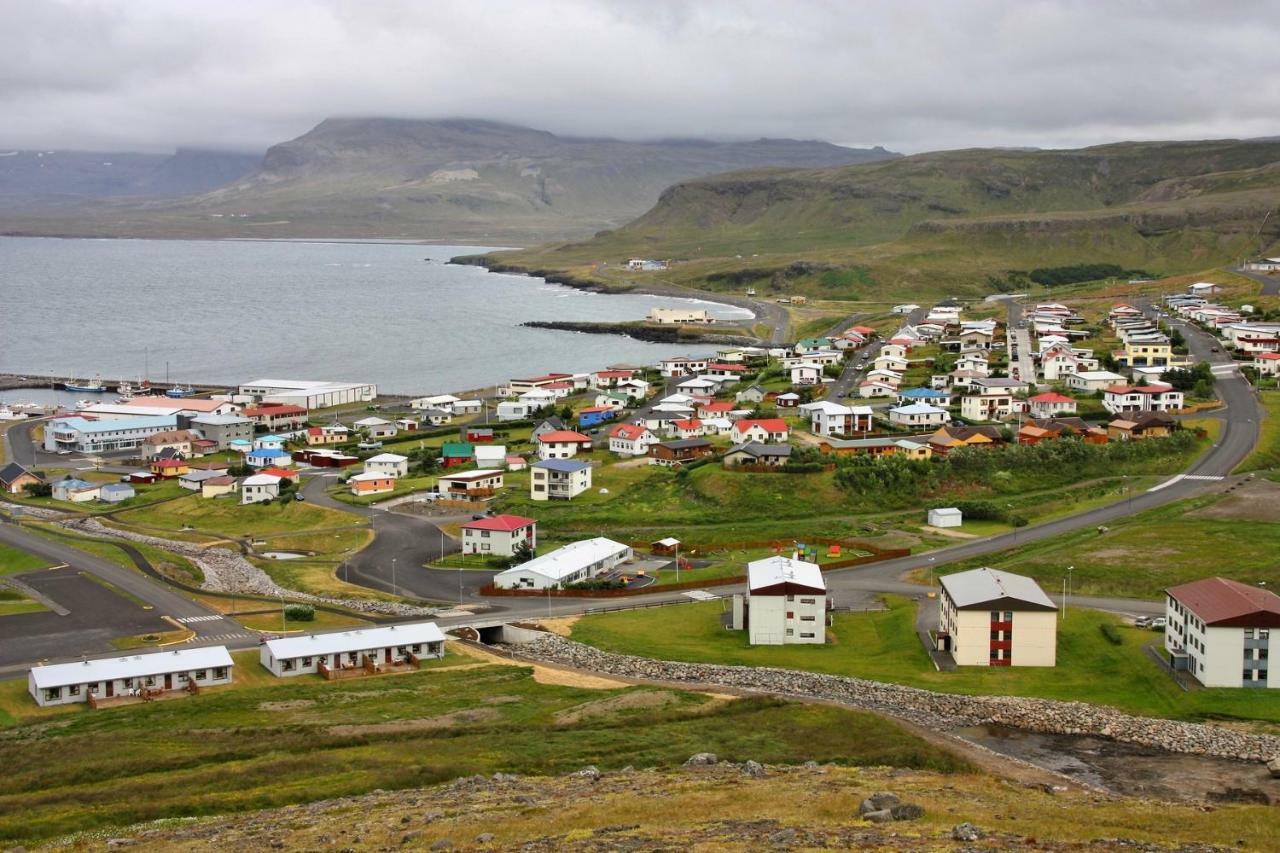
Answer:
[43,414,178,454]
[51,477,100,503]
[530,458,592,501]
[246,446,293,468]
[253,434,287,451]
[896,387,951,406]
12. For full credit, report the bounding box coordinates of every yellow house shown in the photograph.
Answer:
[1115,341,1189,369]
[937,567,1057,667]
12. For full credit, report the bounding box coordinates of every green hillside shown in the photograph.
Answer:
[473,139,1280,300]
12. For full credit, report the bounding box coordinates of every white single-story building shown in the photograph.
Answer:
[928,507,962,528]
[492,537,632,589]
[364,452,409,478]
[29,646,234,707]
[241,473,282,504]
[888,403,949,428]
[259,622,446,677]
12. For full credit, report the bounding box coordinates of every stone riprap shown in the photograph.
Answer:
[60,517,436,618]
[514,634,1280,764]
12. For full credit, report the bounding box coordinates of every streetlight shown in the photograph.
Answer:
[391,555,398,598]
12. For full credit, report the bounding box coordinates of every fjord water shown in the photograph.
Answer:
[0,237,750,393]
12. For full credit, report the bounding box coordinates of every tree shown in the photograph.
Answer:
[508,539,534,567]
[23,481,52,498]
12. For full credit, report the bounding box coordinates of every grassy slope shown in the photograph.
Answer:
[1239,390,1280,472]
[0,542,52,575]
[477,140,1280,301]
[571,597,1280,727]
[111,493,359,540]
[0,659,963,844]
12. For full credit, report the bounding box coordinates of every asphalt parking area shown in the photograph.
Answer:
[0,565,173,667]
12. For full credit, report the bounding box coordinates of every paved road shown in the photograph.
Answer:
[1232,265,1280,296]
[829,307,925,402]
[1003,300,1036,384]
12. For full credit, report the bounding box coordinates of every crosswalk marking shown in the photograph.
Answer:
[1149,473,1224,491]
[198,633,258,642]
[176,614,223,624]
[1183,474,1225,481]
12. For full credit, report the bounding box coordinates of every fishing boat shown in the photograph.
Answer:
[165,384,196,398]
[64,375,106,393]
[75,399,95,410]
[116,380,135,398]
[0,405,26,421]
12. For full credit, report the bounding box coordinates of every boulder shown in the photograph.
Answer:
[684,752,718,767]
[890,803,925,821]
[857,792,900,816]
[862,809,894,823]
[475,833,495,844]
[951,822,982,841]
[576,765,601,781]
[1267,756,1280,779]
[741,760,766,777]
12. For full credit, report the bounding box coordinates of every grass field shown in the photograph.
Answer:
[113,492,357,540]
[947,484,1280,600]
[1238,390,1280,472]
[0,542,52,575]
[233,608,370,633]
[571,597,1280,727]
[0,657,966,845]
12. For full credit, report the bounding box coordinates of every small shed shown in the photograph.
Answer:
[651,537,681,556]
[928,507,963,528]
[97,483,136,504]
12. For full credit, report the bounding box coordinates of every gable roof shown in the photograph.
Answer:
[733,418,788,433]
[748,556,825,595]
[537,430,591,443]
[940,567,1056,611]
[0,462,40,486]
[727,442,793,459]
[1166,577,1280,627]
[531,458,590,473]
[609,423,651,441]
[462,514,536,532]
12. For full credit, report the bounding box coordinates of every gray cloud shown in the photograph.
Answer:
[1,0,1278,154]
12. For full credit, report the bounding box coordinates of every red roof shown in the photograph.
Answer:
[1167,577,1280,627]
[707,362,747,372]
[152,459,186,468]
[1257,352,1280,360]
[594,369,634,379]
[243,404,307,417]
[672,419,702,429]
[851,325,876,335]
[537,430,591,443]
[462,514,536,532]
[734,418,789,433]
[261,467,298,479]
[514,373,572,383]
[306,427,322,436]
[700,401,734,412]
[1029,392,1074,404]
[609,424,649,440]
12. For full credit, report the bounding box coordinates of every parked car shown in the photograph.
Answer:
[1133,616,1152,628]
[1150,617,1167,630]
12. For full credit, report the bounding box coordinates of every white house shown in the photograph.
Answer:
[492,537,632,589]
[536,430,592,460]
[790,364,823,386]
[474,444,509,469]
[960,390,1016,422]
[353,417,397,439]
[1165,577,1280,688]
[29,646,234,707]
[730,556,827,645]
[893,303,920,314]
[518,389,558,410]
[259,623,445,677]
[364,453,409,478]
[437,469,504,498]
[241,473,282,504]
[1026,392,1078,419]
[530,458,592,501]
[616,378,651,399]
[608,423,659,456]
[409,394,460,412]
[1066,370,1127,393]
[496,401,530,421]
[731,418,790,444]
[802,401,874,436]
[461,514,537,556]
[858,380,898,398]
[1102,384,1185,415]
[937,567,1057,667]
[888,403,948,428]
[1253,352,1280,376]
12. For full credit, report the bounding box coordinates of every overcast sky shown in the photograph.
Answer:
[4,0,1279,155]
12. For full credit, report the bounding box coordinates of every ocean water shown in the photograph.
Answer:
[0,237,750,394]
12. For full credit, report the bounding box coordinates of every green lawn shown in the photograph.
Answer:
[112,491,356,539]
[571,596,1280,727]
[946,490,1280,600]
[0,542,52,575]
[233,608,371,633]
[1238,390,1280,472]
[0,657,965,845]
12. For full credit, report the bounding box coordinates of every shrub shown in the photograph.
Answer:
[1099,623,1123,646]
[283,604,315,622]
[565,579,625,590]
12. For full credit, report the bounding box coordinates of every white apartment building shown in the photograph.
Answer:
[730,556,828,645]
[1165,577,1280,688]
[529,458,592,501]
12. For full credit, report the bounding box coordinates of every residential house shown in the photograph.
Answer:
[140,429,195,461]
[437,469,504,499]
[246,447,291,469]
[415,408,453,426]
[1164,577,1280,688]
[790,364,823,386]
[536,430,593,460]
[1066,370,1127,393]
[865,368,904,387]
[28,646,234,707]
[802,401,874,436]
[505,373,573,396]
[150,458,191,479]
[858,380,898,398]
[937,567,1057,667]
[697,401,736,420]
[669,418,706,440]
[616,378,651,399]
[495,400,530,421]
[896,387,950,407]
[253,434,287,451]
[818,436,932,459]
[704,362,749,381]
[1026,392,1078,418]
[347,471,396,496]
[305,424,350,446]
[1102,384,1184,415]
[608,423,660,456]
[1254,352,1280,376]
[888,403,949,428]
[409,394,460,412]
[465,427,495,443]
[774,392,800,408]
[241,473,282,504]
[723,442,793,468]
[492,538,632,589]
[658,356,709,378]
[461,514,537,557]
[473,445,509,469]
[960,390,1016,422]
[529,459,592,501]
[260,623,445,678]
[190,414,255,449]
[353,417,397,439]
[530,418,568,442]
[440,442,475,468]
[736,384,768,405]
[590,369,635,389]
[649,438,714,466]
[872,354,909,373]
[732,418,790,444]
[200,476,239,499]
[241,403,308,432]
[364,453,409,478]
[1107,411,1177,441]
[675,376,719,400]
[730,556,828,645]
[577,406,616,429]
[929,425,1002,454]
[51,477,100,502]
[973,377,1030,395]
[0,463,43,495]
[178,469,228,491]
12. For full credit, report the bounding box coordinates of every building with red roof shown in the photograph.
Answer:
[608,423,659,456]
[461,514,537,557]
[1026,391,1078,418]
[731,418,790,444]
[1165,577,1280,688]
[536,430,593,460]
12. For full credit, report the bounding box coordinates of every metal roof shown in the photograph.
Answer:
[265,622,445,660]
[748,556,826,593]
[495,538,630,582]
[1167,577,1280,626]
[940,567,1056,610]
[30,646,234,689]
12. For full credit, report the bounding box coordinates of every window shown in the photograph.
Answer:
[69,684,81,696]
[1244,670,1254,681]
[480,530,490,538]
[214,668,227,679]
[1262,629,1271,640]
[1003,611,1013,622]
[1261,649,1269,660]
[800,598,815,605]
[45,688,61,700]
[800,632,815,638]
[786,612,795,619]
[301,657,312,667]
[195,669,207,681]
[1245,629,1255,639]
[990,611,1000,621]
[800,615,816,622]
[785,628,794,636]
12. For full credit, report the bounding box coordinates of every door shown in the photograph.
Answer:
[105,681,114,698]
[385,648,392,664]
[164,673,172,690]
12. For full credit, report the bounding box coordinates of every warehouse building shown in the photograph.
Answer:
[238,378,377,410]
[492,537,632,589]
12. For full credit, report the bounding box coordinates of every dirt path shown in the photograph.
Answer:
[451,641,633,689]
